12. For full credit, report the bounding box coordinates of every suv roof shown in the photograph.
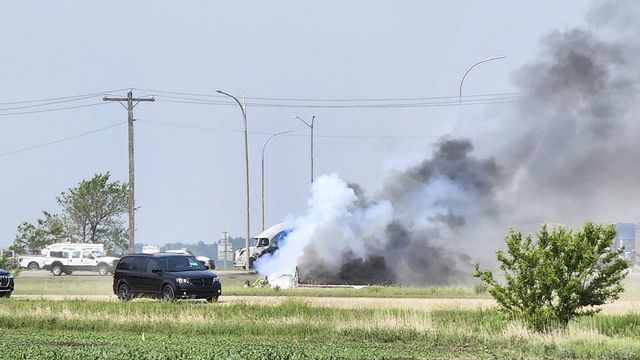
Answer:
[124,253,193,258]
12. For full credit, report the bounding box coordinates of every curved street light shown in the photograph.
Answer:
[216,90,251,271]
[459,56,506,106]
[261,130,292,231]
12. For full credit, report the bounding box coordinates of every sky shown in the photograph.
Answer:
[0,1,592,249]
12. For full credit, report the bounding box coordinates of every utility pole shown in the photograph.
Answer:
[295,116,315,183]
[103,90,154,254]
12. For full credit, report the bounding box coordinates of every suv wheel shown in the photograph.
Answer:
[97,265,109,276]
[162,285,176,301]
[27,262,40,271]
[51,265,63,276]
[0,293,11,298]
[206,296,218,303]
[118,283,131,302]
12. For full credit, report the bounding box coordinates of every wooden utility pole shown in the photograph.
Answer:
[103,90,154,253]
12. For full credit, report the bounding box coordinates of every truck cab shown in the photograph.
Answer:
[234,223,290,268]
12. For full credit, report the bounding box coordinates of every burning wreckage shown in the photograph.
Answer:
[233,223,300,289]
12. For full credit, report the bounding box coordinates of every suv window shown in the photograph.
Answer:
[131,257,148,271]
[165,256,207,272]
[82,250,94,259]
[145,259,161,273]
[71,251,81,259]
[116,257,133,271]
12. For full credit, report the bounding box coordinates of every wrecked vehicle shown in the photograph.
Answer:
[233,223,290,268]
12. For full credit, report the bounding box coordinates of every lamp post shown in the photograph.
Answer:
[459,56,506,107]
[216,90,251,271]
[294,115,315,183]
[261,130,292,231]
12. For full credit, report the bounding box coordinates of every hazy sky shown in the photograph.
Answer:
[0,1,591,248]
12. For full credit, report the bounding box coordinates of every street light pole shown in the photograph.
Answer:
[459,56,506,107]
[295,115,315,183]
[217,90,251,271]
[261,130,292,231]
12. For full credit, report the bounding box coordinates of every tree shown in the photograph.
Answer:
[56,173,128,253]
[474,222,629,332]
[11,211,66,254]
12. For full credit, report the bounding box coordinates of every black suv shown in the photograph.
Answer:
[0,268,14,298]
[113,253,221,302]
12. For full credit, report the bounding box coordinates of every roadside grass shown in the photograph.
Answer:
[15,271,640,299]
[0,299,638,359]
[13,272,486,298]
[14,275,114,295]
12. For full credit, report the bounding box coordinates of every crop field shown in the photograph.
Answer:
[1,299,640,359]
[1,272,639,359]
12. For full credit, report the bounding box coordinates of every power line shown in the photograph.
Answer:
[0,102,108,117]
[154,93,523,104]
[0,121,126,157]
[136,87,521,102]
[137,119,442,139]
[0,94,103,111]
[154,97,520,109]
[0,88,129,106]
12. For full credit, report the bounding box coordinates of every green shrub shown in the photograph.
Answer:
[474,222,629,332]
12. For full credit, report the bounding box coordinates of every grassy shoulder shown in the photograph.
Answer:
[12,272,488,298]
[14,271,640,299]
[0,299,638,359]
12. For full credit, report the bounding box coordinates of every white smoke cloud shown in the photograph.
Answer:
[255,139,491,286]
[255,174,395,279]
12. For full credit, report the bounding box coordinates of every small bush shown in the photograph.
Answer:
[474,222,629,332]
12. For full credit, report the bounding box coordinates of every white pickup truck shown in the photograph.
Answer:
[34,243,120,276]
[19,255,46,270]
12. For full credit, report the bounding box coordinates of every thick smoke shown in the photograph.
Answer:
[257,0,640,285]
[257,138,502,285]
[504,13,640,226]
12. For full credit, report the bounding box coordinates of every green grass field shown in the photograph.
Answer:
[4,272,639,359]
[0,299,639,359]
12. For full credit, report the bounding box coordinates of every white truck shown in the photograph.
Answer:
[234,223,289,269]
[18,254,46,270]
[38,243,120,276]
